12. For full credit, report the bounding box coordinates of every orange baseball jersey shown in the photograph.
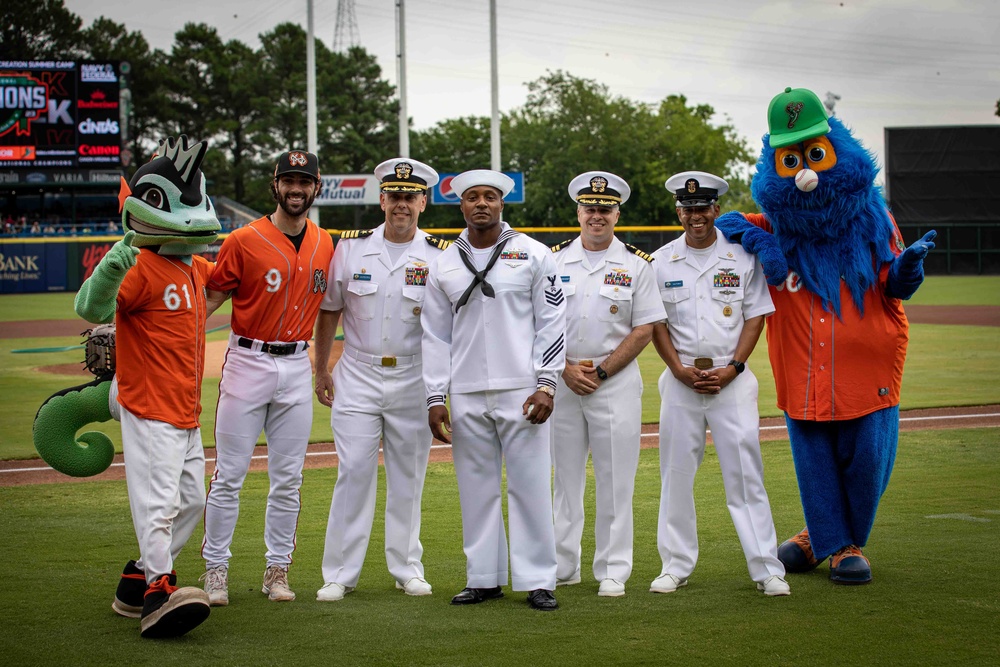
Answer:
[115,250,213,429]
[745,213,909,421]
[208,216,334,342]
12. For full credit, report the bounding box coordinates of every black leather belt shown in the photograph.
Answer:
[237,337,306,356]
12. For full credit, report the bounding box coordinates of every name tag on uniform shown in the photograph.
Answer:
[561,275,571,283]
[664,280,683,288]
[352,273,372,281]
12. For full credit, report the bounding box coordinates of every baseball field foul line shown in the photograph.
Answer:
[4,411,998,476]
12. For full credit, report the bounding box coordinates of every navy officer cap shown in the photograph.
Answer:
[665,171,729,207]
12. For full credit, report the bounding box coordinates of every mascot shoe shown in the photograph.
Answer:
[777,528,821,573]
[829,545,873,585]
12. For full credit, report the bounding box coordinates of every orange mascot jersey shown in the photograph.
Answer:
[115,250,213,429]
[745,213,909,421]
[208,216,334,343]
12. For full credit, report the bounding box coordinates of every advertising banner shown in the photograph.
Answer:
[0,60,123,171]
[314,175,380,206]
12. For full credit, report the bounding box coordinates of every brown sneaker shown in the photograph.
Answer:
[777,528,820,573]
[262,565,296,602]
[829,545,872,585]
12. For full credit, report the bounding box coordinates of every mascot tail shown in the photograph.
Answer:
[33,374,116,477]
[32,324,119,477]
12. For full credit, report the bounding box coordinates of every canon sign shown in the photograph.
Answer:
[79,144,120,156]
[78,117,119,134]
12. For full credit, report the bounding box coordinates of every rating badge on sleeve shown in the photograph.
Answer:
[544,274,564,307]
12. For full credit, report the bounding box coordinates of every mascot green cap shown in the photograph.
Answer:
[767,87,830,149]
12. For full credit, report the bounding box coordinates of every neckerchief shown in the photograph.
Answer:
[454,228,519,312]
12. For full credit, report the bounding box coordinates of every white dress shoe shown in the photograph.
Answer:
[556,574,581,587]
[316,582,354,602]
[396,577,433,596]
[597,579,625,597]
[757,575,791,597]
[649,573,688,594]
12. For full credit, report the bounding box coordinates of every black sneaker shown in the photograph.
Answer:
[139,575,211,639]
[113,561,177,619]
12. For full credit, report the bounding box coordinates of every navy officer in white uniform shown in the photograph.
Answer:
[314,158,447,601]
[550,171,665,597]
[421,169,567,611]
[649,171,789,597]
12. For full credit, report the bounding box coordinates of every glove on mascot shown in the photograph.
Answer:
[714,88,936,585]
[38,135,220,638]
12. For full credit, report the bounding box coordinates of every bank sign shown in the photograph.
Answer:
[0,60,122,169]
[314,174,380,206]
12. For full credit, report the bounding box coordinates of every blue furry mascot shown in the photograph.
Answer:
[714,87,936,585]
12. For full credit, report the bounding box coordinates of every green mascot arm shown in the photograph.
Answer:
[75,230,141,324]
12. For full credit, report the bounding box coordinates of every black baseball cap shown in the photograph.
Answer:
[274,150,320,180]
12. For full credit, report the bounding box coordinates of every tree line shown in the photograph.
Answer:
[2,0,757,230]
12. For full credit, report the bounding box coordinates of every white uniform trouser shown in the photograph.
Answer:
[552,361,642,583]
[320,354,431,587]
[203,346,313,569]
[656,367,784,583]
[121,407,206,584]
[451,388,557,591]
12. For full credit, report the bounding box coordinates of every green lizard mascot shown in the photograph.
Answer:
[35,135,221,638]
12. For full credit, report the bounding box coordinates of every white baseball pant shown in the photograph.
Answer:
[203,344,313,569]
[120,407,206,583]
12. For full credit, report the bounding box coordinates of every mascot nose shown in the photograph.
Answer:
[794,168,819,192]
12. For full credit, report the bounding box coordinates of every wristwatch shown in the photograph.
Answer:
[536,385,556,397]
[728,359,746,374]
[595,365,609,381]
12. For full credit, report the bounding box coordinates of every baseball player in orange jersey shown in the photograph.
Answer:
[76,135,220,638]
[201,150,334,605]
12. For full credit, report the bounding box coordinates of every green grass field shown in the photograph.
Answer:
[1,428,997,665]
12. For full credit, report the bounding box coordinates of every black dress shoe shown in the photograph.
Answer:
[526,589,558,611]
[450,587,503,605]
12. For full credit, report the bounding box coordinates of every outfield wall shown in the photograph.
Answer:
[0,237,223,293]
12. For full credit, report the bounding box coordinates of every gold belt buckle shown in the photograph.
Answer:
[578,360,594,368]
[693,357,713,370]
[381,356,397,367]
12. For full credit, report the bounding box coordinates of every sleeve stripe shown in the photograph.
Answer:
[537,377,557,389]
[541,334,565,367]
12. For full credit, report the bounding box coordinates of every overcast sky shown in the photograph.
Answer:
[66,0,999,177]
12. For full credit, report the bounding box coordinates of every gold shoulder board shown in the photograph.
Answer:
[625,243,654,262]
[339,229,374,240]
[425,235,453,250]
[550,238,575,253]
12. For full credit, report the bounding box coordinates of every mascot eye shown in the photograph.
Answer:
[142,187,167,210]
[782,153,801,170]
[803,136,838,173]
[808,146,827,162]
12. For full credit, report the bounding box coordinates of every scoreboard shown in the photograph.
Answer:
[0,60,123,170]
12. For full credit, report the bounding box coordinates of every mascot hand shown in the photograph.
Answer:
[742,226,789,286]
[903,230,937,263]
[101,230,141,277]
[887,230,936,300]
[75,231,140,324]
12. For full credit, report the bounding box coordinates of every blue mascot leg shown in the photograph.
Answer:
[835,406,899,548]
[785,416,853,560]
